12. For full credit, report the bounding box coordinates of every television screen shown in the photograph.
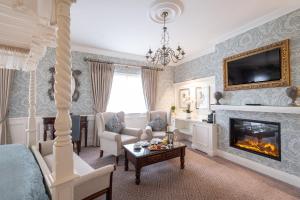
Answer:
[227,48,281,86]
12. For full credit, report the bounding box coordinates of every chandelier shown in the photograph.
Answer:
[146,11,185,67]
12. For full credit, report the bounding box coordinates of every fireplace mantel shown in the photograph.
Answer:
[211,105,300,114]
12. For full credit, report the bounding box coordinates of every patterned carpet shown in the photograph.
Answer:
[79,146,300,200]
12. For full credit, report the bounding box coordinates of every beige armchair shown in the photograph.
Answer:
[144,111,169,140]
[96,111,142,164]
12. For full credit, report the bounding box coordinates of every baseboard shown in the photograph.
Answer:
[216,150,300,188]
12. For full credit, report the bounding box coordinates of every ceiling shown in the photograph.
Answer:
[71,0,300,62]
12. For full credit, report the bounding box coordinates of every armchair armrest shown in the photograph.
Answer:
[100,131,121,142]
[39,140,54,156]
[144,125,153,138]
[121,127,143,139]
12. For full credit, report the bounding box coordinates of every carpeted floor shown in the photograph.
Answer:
[79,145,300,200]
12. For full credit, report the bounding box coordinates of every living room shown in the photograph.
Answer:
[0,0,300,200]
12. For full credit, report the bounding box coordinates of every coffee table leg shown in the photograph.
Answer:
[124,150,128,171]
[135,167,141,185]
[180,156,185,169]
[180,147,185,169]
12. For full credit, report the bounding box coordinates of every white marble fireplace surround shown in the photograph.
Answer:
[174,9,300,187]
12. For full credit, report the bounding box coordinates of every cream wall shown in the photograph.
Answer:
[155,66,175,112]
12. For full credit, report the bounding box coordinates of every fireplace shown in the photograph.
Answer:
[230,118,281,161]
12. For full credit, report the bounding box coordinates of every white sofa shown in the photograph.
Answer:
[32,140,114,200]
[96,112,143,164]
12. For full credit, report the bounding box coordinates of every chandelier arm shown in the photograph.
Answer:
[168,49,178,63]
[173,48,184,60]
[145,11,185,67]
[152,49,162,65]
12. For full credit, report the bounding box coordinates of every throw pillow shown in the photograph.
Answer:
[105,114,125,133]
[148,117,166,131]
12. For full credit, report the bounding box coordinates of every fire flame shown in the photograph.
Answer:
[235,138,279,158]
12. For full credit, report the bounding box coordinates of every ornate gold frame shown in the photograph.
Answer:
[223,39,290,91]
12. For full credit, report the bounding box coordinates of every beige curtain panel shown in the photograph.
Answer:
[141,68,158,111]
[0,68,15,144]
[89,62,115,146]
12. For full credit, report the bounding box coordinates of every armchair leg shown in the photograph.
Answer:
[100,150,104,158]
[115,156,119,165]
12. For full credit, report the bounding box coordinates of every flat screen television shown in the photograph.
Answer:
[223,40,290,91]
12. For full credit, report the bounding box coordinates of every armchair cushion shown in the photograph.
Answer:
[105,113,125,133]
[121,127,142,139]
[148,117,167,131]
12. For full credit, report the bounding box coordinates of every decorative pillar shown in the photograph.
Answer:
[26,70,37,147]
[52,0,77,199]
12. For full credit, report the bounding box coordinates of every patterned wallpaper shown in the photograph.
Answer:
[8,48,173,117]
[174,9,300,177]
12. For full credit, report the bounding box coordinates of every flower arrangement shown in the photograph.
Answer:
[171,105,176,113]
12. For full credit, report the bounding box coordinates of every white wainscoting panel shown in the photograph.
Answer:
[8,117,27,145]
[8,114,148,145]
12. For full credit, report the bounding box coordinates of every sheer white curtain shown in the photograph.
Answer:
[107,71,147,114]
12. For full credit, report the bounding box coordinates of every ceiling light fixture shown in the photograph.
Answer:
[146,10,185,68]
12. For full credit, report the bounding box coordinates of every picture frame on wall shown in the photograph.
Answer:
[179,88,190,108]
[195,86,210,109]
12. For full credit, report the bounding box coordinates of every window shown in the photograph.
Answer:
[107,72,147,113]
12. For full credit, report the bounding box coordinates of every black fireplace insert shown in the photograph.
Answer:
[230,118,281,161]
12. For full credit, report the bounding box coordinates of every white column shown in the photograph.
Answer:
[52,0,77,199]
[26,70,37,147]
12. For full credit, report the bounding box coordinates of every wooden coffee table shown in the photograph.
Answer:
[123,142,186,185]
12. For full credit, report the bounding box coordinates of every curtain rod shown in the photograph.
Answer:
[84,57,163,71]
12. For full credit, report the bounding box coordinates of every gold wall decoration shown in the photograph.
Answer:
[223,39,290,91]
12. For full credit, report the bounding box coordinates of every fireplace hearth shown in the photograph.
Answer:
[230,118,281,161]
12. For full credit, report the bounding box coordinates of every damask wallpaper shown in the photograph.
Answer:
[174,9,300,177]
[8,48,173,118]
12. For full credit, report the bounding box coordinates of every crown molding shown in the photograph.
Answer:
[71,43,146,62]
[214,4,300,46]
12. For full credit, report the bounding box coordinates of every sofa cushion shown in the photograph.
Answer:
[105,114,125,133]
[43,153,93,176]
[148,117,166,131]
[121,134,139,145]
